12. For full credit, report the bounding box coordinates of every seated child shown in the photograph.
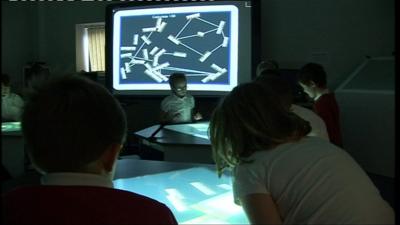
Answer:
[2,75,177,225]
[160,72,202,123]
[1,74,24,121]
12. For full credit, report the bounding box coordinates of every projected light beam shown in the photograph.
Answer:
[190,182,216,196]
[165,188,188,212]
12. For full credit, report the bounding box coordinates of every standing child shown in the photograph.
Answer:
[255,74,329,140]
[298,63,343,147]
[160,72,202,123]
[209,82,394,225]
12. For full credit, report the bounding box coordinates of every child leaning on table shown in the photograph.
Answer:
[209,81,394,225]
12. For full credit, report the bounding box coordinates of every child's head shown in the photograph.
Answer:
[255,75,293,109]
[256,59,280,77]
[297,63,327,98]
[1,73,11,97]
[21,75,127,174]
[209,82,310,176]
[169,72,187,98]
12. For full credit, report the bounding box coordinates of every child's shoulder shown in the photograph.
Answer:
[162,94,176,101]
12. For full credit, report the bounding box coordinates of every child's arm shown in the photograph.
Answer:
[160,110,180,123]
[159,110,169,123]
[239,193,283,225]
[192,110,203,121]
[191,98,202,121]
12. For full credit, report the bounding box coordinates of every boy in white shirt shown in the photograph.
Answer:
[2,74,24,121]
[160,72,202,123]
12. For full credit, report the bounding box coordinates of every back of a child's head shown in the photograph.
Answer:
[255,75,293,108]
[256,59,280,77]
[298,63,327,88]
[1,73,11,86]
[209,82,310,175]
[168,72,186,87]
[22,74,127,173]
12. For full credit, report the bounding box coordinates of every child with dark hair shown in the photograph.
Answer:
[1,74,24,121]
[298,62,343,147]
[255,75,329,140]
[160,72,202,123]
[209,82,394,224]
[256,59,280,77]
[2,75,177,225]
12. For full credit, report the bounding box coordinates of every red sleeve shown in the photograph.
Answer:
[161,206,179,224]
[314,94,343,147]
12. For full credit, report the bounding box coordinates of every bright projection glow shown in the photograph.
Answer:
[113,5,238,91]
[166,189,188,212]
[113,167,249,224]
[190,182,216,196]
[1,122,21,132]
[164,121,210,140]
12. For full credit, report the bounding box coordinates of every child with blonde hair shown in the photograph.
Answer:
[209,82,394,225]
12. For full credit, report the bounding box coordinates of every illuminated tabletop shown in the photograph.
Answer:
[164,121,210,140]
[2,158,249,224]
[114,159,248,224]
[2,122,22,133]
[135,121,210,146]
[134,122,212,163]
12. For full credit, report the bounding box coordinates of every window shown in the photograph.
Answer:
[87,27,105,72]
[75,23,105,72]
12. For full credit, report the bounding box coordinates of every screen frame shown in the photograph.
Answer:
[105,0,261,99]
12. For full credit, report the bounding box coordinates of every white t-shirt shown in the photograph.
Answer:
[41,173,113,188]
[161,94,194,123]
[291,104,329,140]
[2,93,24,121]
[233,137,394,224]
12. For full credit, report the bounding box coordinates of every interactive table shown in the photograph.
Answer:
[113,159,248,224]
[134,121,213,163]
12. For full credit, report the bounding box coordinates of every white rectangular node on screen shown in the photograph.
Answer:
[150,46,159,55]
[112,4,239,92]
[133,59,145,64]
[157,22,167,32]
[142,49,149,60]
[133,34,139,45]
[121,46,136,51]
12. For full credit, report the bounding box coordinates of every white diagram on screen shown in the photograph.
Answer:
[119,12,230,83]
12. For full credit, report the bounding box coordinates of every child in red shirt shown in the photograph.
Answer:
[2,75,178,225]
[298,63,343,147]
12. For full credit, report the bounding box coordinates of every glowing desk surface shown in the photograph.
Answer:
[135,121,210,146]
[2,159,249,224]
[114,159,248,224]
[134,122,213,163]
[2,122,22,135]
